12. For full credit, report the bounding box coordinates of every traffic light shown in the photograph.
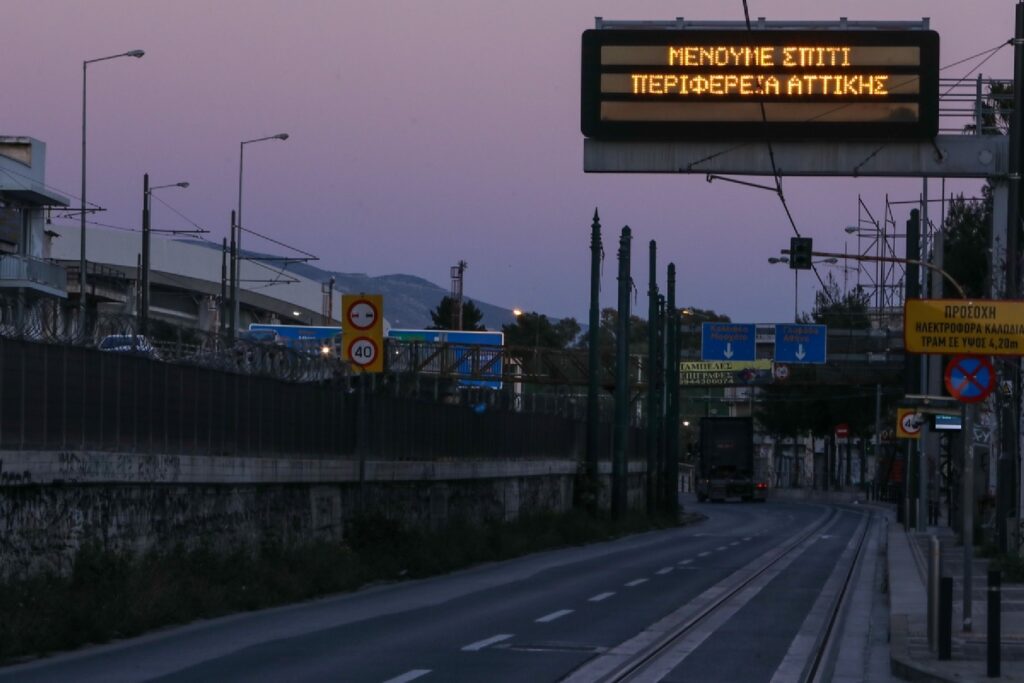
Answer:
[789,237,813,270]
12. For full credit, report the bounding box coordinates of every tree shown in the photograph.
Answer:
[810,274,871,329]
[502,312,580,350]
[428,296,485,331]
[942,190,992,299]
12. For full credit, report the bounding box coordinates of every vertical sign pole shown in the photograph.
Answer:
[963,402,974,632]
[906,209,921,527]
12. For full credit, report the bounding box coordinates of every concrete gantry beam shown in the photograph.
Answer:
[583,134,1008,178]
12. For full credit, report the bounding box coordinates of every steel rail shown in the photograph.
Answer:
[583,506,851,683]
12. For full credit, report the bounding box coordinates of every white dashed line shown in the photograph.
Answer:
[679,559,693,565]
[729,541,740,546]
[383,670,431,683]
[716,546,728,551]
[589,592,615,602]
[743,536,753,541]
[461,634,513,651]
[656,567,673,575]
[536,609,574,623]
[625,578,648,587]
[698,551,711,557]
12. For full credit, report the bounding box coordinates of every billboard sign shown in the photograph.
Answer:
[581,28,939,140]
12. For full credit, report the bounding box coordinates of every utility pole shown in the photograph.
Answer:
[612,226,631,519]
[450,260,467,330]
[997,0,1024,553]
[586,210,602,505]
[905,208,921,527]
[228,210,237,342]
[220,238,227,335]
[140,173,150,335]
[665,263,680,516]
[647,240,659,514]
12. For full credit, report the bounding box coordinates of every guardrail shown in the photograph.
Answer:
[0,254,67,292]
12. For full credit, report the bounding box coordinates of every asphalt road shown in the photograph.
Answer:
[0,500,867,683]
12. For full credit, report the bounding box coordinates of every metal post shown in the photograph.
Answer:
[665,263,680,516]
[234,143,245,335]
[997,1,1024,555]
[140,173,150,335]
[873,383,881,498]
[79,61,88,334]
[647,240,659,514]
[612,226,632,519]
[228,210,237,342]
[939,576,953,660]
[586,210,602,498]
[220,238,227,335]
[963,402,975,632]
[988,569,1001,677]
[929,534,941,650]
[906,208,921,525]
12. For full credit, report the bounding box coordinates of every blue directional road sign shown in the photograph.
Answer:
[774,324,827,364]
[701,323,756,362]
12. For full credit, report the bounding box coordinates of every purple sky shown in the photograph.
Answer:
[4,0,1013,325]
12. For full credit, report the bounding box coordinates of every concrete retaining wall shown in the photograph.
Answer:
[0,450,646,579]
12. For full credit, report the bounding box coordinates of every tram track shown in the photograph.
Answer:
[562,505,873,683]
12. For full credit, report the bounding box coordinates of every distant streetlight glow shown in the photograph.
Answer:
[512,308,523,317]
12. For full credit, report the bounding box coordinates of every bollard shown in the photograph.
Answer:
[939,576,953,660]
[988,569,1000,678]
[928,535,940,650]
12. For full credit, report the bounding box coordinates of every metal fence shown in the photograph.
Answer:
[0,336,649,462]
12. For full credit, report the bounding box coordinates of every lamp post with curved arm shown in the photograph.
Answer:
[80,49,144,333]
[232,133,289,336]
[141,175,188,334]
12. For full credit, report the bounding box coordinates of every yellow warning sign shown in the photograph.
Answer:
[896,407,922,440]
[904,299,1024,355]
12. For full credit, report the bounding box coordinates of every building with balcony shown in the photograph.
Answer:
[0,137,70,330]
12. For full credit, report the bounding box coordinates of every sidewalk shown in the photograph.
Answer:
[887,507,1024,681]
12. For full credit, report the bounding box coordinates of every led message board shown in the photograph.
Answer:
[581,29,939,140]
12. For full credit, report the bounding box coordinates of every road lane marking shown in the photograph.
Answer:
[589,592,615,602]
[536,609,573,623]
[461,634,513,651]
[698,551,711,557]
[729,541,740,546]
[656,567,673,575]
[383,670,431,683]
[678,559,693,565]
[625,579,648,587]
[716,546,728,551]
[743,536,753,541]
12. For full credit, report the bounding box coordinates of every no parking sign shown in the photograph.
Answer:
[944,355,996,404]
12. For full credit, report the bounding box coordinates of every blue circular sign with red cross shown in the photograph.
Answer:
[944,355,996,404]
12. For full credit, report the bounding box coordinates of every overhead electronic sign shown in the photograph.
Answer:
[581,28,939,140]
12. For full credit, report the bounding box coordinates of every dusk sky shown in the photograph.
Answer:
[4,1,1014,326]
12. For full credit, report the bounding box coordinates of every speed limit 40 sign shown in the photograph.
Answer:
[342,294,383,373]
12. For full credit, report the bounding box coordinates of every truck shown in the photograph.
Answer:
[696,417,767,502]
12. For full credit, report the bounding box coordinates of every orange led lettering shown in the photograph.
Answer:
[763,75,780,95]
[783,47,797,67]
[631,74,646,94]
[787,76,802,95]
[872,75,888,95]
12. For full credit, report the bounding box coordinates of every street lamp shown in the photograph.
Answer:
[80,49,145,333]
[141,175,188,334]
[233,133,289,336]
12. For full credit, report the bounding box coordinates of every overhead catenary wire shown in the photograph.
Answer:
[740,0,835,305]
